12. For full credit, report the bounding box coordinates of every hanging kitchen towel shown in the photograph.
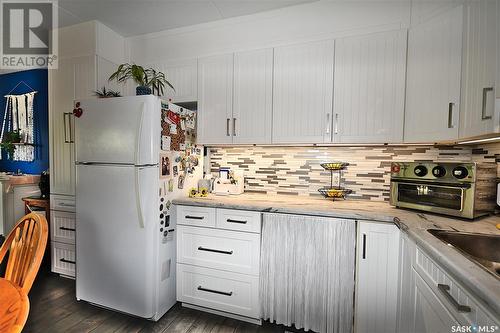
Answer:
[260,213,356,333]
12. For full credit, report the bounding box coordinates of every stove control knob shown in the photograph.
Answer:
[414,165,428,177]
[432,166,446,178]
[452,166,468,179]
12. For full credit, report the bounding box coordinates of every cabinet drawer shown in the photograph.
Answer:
[50,195,76,212]
[177,263,259,319]
[216,209,261,233]
[51,211,76,244]
[177,225,260,275]
[51,242,76,277]
[414,246,499,326]
[176,205,216,228]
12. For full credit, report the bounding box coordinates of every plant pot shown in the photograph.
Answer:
[136,86,152,95]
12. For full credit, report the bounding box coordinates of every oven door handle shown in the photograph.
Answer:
[390,178,471,189]
[393,182,466,212]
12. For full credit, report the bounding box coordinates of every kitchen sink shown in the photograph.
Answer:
[428,229,500,279]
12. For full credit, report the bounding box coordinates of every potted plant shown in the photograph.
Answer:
[108,64,174,96]
[1,130,21,158]
[94,87,122,98]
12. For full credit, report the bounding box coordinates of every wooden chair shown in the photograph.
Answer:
[0,212,48,294]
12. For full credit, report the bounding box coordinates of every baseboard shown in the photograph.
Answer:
[181,303,262,325]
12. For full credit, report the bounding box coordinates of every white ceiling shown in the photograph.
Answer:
[57,0,317,37]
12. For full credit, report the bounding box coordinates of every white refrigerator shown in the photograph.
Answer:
[74,95,182,320]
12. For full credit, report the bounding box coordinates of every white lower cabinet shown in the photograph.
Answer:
[177,225,260,275]
[397,234,499,332]
[355,221,400,333]
[413,269,459,333]
[51,241,76,278]
[177,263,260,319]
[175,205,261,323]
[50,208,76,278]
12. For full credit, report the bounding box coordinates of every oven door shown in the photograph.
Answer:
[390,180,471,217]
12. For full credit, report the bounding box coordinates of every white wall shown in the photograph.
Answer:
[127,1,411,63]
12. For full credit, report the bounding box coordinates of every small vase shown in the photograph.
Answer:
[136,86,152,95]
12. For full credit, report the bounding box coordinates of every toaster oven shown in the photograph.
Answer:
[390,162,497,219]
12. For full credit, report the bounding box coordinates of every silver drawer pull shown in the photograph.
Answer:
[59,227,76,232]
[437,284,471,313]
[226,218,247,224]
[185,215,204,220]
[198,246,233,255]
[197,286,233,296]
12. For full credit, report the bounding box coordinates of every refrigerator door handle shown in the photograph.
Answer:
[134,102,146,165]
[135,167,145,228]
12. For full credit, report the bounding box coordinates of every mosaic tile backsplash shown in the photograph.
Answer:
[208,142,500,201]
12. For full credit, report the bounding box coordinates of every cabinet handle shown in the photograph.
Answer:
[69,113,74,143]
[448,103,455,128]
[60,258,76,265]
[233,118,236,136]
[59,227,75,232]
[63,113,70,143]
[226,118,230,136]
[326,113,331,135]
[226,218,247,224]
[437,284,471,313]
[198,246,233,255]
[185,215,204,220]
[334,113,339,135]
[481,87,494,120]
[362,233,366,259]
[197,286,233,296]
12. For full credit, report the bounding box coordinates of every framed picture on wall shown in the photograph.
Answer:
[160,152,171,179]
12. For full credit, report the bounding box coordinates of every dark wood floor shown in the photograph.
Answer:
[24,272,291,333]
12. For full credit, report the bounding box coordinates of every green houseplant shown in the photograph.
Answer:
[94,86,122,98]
[108,64,174,96]
[1,130,21,157]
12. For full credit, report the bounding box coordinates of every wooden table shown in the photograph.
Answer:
[22,196,50,223]
[0,278,29,333]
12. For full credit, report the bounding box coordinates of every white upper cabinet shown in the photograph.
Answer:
[355,221,400,333]
[404,6,463,143]
[50,21,125,197]
[233,48,273,144]
[50,56,96,196]
[164,59,198,103]
[333,30,407,143]
[197,53,234,144]
[459,0,499,138]
[272,40,334,144]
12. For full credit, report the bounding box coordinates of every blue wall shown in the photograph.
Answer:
[0,69,48,174]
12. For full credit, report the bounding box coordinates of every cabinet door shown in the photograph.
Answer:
[334,30,406,143]
[405,6,463,143]
[460,0,498,138]
[272,40,334,143]
[413,269,459,333]
[233,48,273,144]
[50,210,76,244]
[397,231,416,332]
[197,54,233,144]
[355,221,400,333]
[164,59,198,103]
[49,56,96,196]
